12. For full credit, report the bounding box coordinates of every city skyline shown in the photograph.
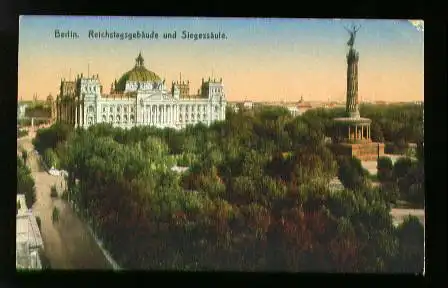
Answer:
[18,17,424,102]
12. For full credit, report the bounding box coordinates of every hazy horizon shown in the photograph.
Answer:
[18,17,424,102]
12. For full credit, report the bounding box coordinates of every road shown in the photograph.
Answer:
[17,136,112,270]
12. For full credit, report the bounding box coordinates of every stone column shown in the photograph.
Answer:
[161,106,163,124]
[71,102,74,125]
[361,125,364,139]
[166,105,168,124]
[69,101,73,125]
[160,106,163,124]
[75,103,78,127]
[168,105,170,124]
[152,105,155,124]
[81,102,84,127]
[348,126,351,140]
[168,105,171,125]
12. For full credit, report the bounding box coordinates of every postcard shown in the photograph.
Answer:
[17,16,424,272]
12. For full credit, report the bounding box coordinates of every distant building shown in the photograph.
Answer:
[17,104,28,119]
[227,100,255,112]
[227,102,239,112]
[297,102,312,115]
[243,101,254,109]
[287,106,299,117]
[46,94,56,121]
[171,165,189,174]
[374,101,388,105]
[56,53,227,130]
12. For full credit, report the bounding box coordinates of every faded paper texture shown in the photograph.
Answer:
[17,17,424,273]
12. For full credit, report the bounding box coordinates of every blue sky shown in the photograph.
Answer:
[19,16,424,102]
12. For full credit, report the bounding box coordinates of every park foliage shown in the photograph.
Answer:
[29,103,424,272]
[17,156,36,209]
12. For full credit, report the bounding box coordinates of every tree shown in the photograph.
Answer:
[43,148,59,169]
[17,157,36,209]
[392,157,415,181]
[370,121,384,142]
[394,216,424,273]
[337,156,369,190]
[21,149,28,164]
[377,156,393,182]
[54,103,423,271]
[33,122,73,154]
[52,207,60,223]
[50,185,58,198]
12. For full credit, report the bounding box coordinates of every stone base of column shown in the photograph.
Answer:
[329,142,385,161]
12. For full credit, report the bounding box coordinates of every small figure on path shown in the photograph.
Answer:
[21,150,28,164]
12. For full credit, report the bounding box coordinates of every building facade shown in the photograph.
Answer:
[56,53,227,129]
[17,104,28,120]
[16,195,43,270]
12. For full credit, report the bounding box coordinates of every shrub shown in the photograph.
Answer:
[52,207,60,223]
[380,182,400,205]
[392,157,415,181]
[21,150,28,164]
[385,141,408,155]
[377,156,393,182]
[18,129,29,138]
[43,148,59,169]
[394,216,425,273]
[337,156,369,190]
[61,189,68,200]
[50,185,58,198]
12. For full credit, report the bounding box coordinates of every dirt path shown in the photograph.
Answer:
[18,137,112,270]
[390,208,425,226]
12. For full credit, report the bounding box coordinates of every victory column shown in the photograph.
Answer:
[331,25,385,161]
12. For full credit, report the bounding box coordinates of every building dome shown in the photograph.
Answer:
[115,53,161,92]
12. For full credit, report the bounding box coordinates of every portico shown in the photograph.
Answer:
[333,117,372,144]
